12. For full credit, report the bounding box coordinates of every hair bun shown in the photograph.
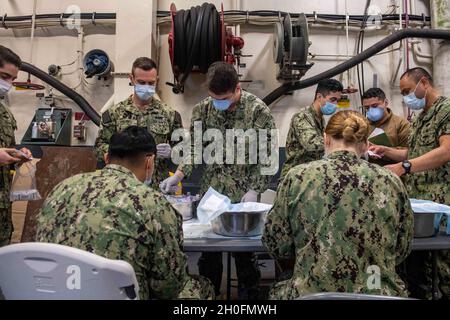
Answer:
[325,110,370,144]
[342,114,369,143]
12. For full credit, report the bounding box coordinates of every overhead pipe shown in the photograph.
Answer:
[20,62,101,126]
[0,12,431,22]
[263,28,450,106]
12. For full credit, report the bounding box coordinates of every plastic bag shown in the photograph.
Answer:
[196,187,231,223]
[196,187,273,224]
[9,160,42,202]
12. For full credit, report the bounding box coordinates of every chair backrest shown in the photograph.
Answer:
[297,292,415,300]
[0,242,139,300]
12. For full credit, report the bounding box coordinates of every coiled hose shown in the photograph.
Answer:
[263,28,450,106]
[172,3,222,87]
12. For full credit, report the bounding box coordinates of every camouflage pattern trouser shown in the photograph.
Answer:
[198,252,261,299]
[0,206,13,247]
[399,215,449,300]
[178,274,215,300]
[400,250,449,300]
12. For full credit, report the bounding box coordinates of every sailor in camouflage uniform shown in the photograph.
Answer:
[263,110,414,299]
[95,57,182,188]
[370,68,450,299]
[0,46,32,247]
[160,62,277,299]
[280,79,343,180]
[37,126,214,300]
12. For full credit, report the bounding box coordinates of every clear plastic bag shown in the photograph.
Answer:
[196,187,232,223]
[9,160,42,202]
[196,187,273,224]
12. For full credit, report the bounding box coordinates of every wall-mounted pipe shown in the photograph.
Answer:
[20,62,100,126]
[263,28,450,106]
[0,12,431,29]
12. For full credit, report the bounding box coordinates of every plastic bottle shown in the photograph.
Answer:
[169,171,182,195]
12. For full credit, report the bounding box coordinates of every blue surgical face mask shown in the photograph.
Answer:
[366,106,385,122]
[320,101,337,115]
[212,98,233,111]
[403,81,427,110]
[135,84,155,101]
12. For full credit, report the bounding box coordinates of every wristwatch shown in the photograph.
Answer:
[402,160,412,174]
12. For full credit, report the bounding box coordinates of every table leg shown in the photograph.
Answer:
[226,252,231,300]
[432,251,439,300]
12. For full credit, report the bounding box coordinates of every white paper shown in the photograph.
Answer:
[367,150,382,159]
[369,127,385,138]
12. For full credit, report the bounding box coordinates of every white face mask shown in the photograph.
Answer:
[0,79,12,96]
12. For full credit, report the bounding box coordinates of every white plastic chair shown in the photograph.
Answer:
[0,242,139,300]
[297,292,415,300]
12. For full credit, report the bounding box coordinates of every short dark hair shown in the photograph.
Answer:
[400,67,433,85]
[131,57,157,75]
[206,62,239,95]
[0,45,21,69]
[108,126,157,161]
[315,78,344,99]
[362,87,386,101]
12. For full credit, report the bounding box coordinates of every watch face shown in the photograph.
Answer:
[403,162,411,168]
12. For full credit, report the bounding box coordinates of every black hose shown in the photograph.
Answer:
[263,28,450,106]
[20,62,100,126]
[172,3,222,86]
[357,0,371,102]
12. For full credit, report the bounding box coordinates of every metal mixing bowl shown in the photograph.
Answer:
[414,212,438,238]
[211,211,268,237]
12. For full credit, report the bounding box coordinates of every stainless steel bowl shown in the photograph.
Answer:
[414,212,438,238]
[211,211,267,237]
[165,195,200,221]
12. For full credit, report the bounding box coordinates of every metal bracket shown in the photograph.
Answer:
[2,14,8,29]
[421,13,427,28]
[59,13,65,27]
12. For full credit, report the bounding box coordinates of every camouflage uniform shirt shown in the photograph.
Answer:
[0,101,17,246]
[35,164,213,300]
[263,151,414,299]
[94,96,183,187]
[405,96,450,204]
[281,105,324,180]
[405,96,450,298]
[178,90,276,202]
